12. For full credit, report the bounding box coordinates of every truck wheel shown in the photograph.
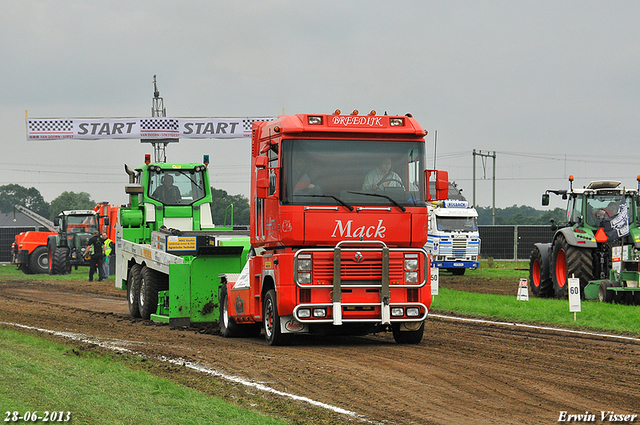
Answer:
[598,281,613,303]
[392,321,425,344]
[551,234,592,299]
[127,264,142,318]
[138,266,159,320]
[29,246,49,274]
[19,263,33,275]
[529,246,553,297]
[263,289,290,346]
[220,284,239,337]
[51,247,71,275]
[633,290,640,306]
[219,284,261,338]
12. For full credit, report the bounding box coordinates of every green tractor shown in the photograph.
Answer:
[47,210,104,274]
[529,175,640,304]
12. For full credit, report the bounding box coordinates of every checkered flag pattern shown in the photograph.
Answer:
[243,118,273,133]
[140,118,179,131]
[28,119,73,133]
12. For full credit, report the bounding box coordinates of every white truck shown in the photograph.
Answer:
[425,199,480,276]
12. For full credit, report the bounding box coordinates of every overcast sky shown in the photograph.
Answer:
[1,1,639,211]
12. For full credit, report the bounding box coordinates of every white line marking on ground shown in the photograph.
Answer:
[430,314,640,343]
[1,322,373,423]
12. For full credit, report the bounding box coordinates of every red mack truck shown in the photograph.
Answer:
[220,111,448,345]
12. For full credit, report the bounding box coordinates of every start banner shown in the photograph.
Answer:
[26,117,274,140]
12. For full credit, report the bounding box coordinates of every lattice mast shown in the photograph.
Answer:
[148,75,170,163]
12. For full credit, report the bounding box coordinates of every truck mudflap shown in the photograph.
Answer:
[279,315,309,334]
[293,240,429,326]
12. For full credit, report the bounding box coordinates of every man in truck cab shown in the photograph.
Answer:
[152,174,181,204]
[362,158,403,191]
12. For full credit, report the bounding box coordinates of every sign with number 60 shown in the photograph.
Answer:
[568,277,581,313]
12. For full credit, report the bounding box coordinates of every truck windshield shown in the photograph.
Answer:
[66,215,98,234]
[436,216,478,232]
[281,139,427,207]
[148,169,206,206]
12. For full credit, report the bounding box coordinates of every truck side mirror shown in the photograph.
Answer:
[542,193,549,206]
[256,168,269,199]
[426,169,449,201]
[53,217,60,227]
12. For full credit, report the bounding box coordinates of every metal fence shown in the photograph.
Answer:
[0,227,48,263]
[478,225,555,261]
[0,225,555,263]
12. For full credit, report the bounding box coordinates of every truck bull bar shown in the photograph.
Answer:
[293,240,428,326]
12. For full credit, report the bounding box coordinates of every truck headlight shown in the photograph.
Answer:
[406,307,420,317]
[298,259,311,271]
[298,272,311,284]
[405,271,418,283]
[298,308,311,318]
[404,259,419,271]
[391,307,404,317]
[313,308,326,318]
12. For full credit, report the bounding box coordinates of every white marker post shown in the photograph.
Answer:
[517,278,529,301]
[568,275,581,321]
[431,266,439,296]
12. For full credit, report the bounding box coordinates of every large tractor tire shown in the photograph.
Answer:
[138,266,159,320]
[529,246,553,297]
[220,283,261,338]
[550,234,593,299]
[263,289,290,346]
[51,247,71,275]
[127,264,142,318]
[29,246,49,274]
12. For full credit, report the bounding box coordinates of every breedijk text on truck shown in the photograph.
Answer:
[220,111,449,345]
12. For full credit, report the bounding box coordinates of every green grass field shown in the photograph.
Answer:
[0,329,285,425]
[431,259,640,336]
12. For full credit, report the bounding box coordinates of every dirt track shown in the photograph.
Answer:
[1,273,639,425]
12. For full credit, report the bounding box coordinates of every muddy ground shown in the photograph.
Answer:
[1,271,638,425]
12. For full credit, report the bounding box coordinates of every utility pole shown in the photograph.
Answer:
[472,150,497,225]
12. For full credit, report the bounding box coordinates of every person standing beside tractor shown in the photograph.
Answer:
[102,232,114,279]
[84,231,105,282]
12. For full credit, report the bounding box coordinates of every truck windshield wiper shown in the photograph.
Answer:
[294,194,354,211]
[347,191,406,212]
[177,170,203,190]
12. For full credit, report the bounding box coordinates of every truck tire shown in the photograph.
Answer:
[598,281,613,303]
[551,234,592,299]
[127,264,142,318]
[220,284,261,338]
[529,246,553,297]
[29,246,49,274]
[263,289,290,346]
[392,321,425,344]
[51,247,71,275]
[138,266,159,320]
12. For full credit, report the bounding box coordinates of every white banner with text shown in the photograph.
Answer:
[26,117,274,140]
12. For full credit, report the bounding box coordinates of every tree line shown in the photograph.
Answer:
[1,183,566,227]
[0,184,251,226]
[475,205,565,226]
